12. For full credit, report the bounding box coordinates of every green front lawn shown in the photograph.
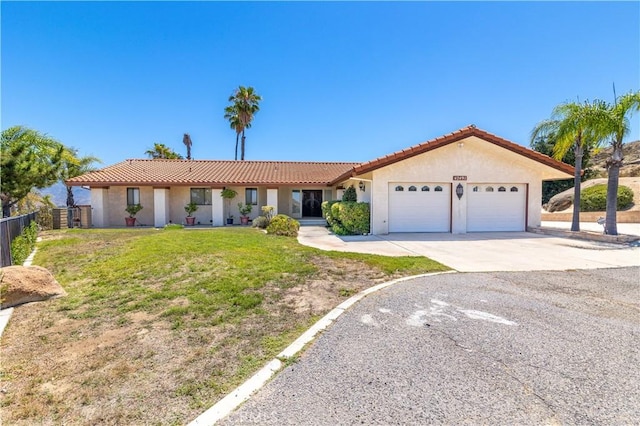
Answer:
[1,227,448,425]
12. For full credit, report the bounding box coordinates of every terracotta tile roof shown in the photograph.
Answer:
[66,159,360,187]
[329,125,575,184]
[67,126,573,188]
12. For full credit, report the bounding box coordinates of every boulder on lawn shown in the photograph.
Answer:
[0,265,67,309]
[547,192,573,212]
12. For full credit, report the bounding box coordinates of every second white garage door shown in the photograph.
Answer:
[388,183,450,232]
[467,184,526,232]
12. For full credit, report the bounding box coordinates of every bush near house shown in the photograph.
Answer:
[266,214,300,236]
[342,185,357,202]
[321,200,340,226]
[252,216,270,229]
[580,184,634,212]
[323,200,370,235]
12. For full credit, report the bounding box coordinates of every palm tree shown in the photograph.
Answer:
[599,91,640,235]
[225,86,261,160]
[183,134,193,160]
[145,143,183,159]
[224,105,243,160]
[61,149,101,207]
[531,100,609,231]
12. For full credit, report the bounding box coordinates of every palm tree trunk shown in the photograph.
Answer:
[234,133,239,161]
[571,143,583,232]
[604,144,623,235]
[66,185,75,207]
[241,131,246,161]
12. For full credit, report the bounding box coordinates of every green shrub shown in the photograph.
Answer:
[325,201,370,235]
[580,184,634,212]
[342,185,357,202]
[322,200,340,226]
[261,206,275,221]
[266,214,300,237]
[339,202,370,234]
[252,216,270,229]
[10,221,38,265]
[37,206,53,230]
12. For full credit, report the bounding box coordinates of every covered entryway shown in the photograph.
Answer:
[467,184,526,231]
[302,190,323,217]
[388,183,451,232]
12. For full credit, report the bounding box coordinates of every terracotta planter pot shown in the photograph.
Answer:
[125,217,136,227]
[240,216,250,225]
[185,216,196,226]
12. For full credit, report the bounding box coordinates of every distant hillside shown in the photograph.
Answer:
[39,183,91,207]
[590,140,640,177]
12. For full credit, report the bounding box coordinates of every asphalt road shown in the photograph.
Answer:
[221,267,640,425]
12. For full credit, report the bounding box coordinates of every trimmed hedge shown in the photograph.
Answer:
[266,214,300,237]
[322,200,370,235]
[580,184,634,212]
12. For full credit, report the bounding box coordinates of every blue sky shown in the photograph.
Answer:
[2,1,639,166]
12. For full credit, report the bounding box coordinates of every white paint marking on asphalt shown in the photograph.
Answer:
[457,309,518,326]
[378,308,392,314]
[406,310,429,326]
[361,314,379,327]
[427,300,458,322]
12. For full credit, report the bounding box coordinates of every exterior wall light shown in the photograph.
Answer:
[359,181,365,192]
[456,183,464,200]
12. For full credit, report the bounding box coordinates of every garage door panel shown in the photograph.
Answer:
[467,184,525,232]
[389,183,450,232]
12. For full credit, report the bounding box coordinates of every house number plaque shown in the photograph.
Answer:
[452,176,467,181]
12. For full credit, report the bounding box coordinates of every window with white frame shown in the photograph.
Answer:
[127,188,140,206]
[190,188,212,205]
[245,188,258,205]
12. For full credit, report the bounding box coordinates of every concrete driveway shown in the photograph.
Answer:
[220,267,640,425]
[298,226,640,271]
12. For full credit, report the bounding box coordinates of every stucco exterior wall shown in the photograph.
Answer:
[104,186,154,227]
[368,136,558,234]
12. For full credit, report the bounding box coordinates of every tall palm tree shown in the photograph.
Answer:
[145,143,183,159]
[531,100,609,231]
[183,133,193,160]
[224,105,243,160]
[599,91,640,235]
[226,86,261,160]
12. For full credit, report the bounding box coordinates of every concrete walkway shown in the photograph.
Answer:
[298,225,640,272]
[541,220,640,236]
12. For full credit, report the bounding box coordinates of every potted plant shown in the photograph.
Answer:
[125,204,143,226]
[184,201,198,226]
[238,202,253,225]
[220,188,237,225]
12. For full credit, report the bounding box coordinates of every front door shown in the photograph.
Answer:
[302,190,323,217]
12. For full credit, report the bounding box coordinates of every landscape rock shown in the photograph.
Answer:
[547,192,573,212]
[0,266,66,309]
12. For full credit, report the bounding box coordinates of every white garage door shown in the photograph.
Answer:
[389,183,450,232]
[467,184,526,232]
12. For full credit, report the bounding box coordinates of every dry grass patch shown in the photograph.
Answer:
[0,227,448,425]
